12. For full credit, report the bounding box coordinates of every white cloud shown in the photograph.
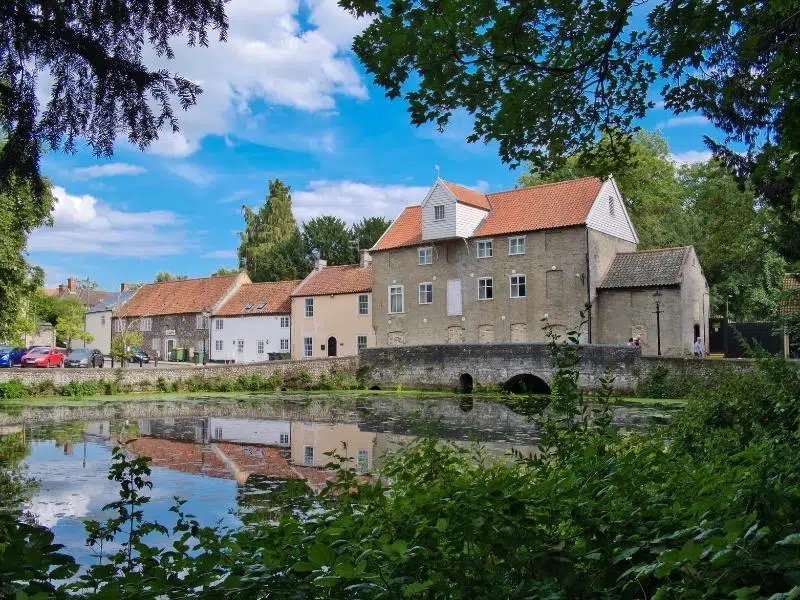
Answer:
[142,0,371,156]
[657,115,709,128]
[168,163,216,186]
[291,180,430,224]
[73,163,146,179]
[202,250,237,259]
[29,186,192,257]
[670,150,713,166]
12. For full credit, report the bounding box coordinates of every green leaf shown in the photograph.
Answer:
[776,533,800,547]
[403,580,434,596]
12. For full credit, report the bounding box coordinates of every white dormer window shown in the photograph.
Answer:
[609,195,615,217]
[434,205,445,221]
[508,236,526,256]
[476,240,493,258]
[418,247,433,265]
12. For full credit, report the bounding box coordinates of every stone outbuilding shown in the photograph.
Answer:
[595,246,709,356]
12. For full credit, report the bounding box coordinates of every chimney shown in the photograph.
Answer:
[360,250,372,268]
[58,284,65,294]
[120,282,132,292]
[67,277,77,291]
[315,257,327,272]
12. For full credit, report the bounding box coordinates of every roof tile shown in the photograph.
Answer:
[372,206,422,251]
[292,264,372,297]
[216,281,299,316]
[780,274,800,315]
[599,247,690,289]
[443,181,491,210]
[117,275,241,317]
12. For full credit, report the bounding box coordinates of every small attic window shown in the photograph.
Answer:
[608,195,615,217]
[244,303,253,312]
[434,205,445,221]
[255,302,266,310]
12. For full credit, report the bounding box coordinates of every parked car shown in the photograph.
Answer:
[0,346,27,367]
[21,346,65,368]
[128,347,150,363]
[65,348,104,368]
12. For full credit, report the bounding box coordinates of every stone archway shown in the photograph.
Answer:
[327,336,337,357]
[502,373,551,394]
[458,373,474,393]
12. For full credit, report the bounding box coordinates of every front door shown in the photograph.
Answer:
[327,336,337,357]
[447,279,462,316]
[165,339,175,360]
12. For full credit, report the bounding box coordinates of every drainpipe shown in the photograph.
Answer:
[585,229,592,343]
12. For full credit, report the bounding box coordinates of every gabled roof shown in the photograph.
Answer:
[599,247,691,290]
[216,281,299,316]
[291,264,373,297]
[372,176,606,251]
[116,274,242,317]
[86,290,137,314]
[780,273,800,315]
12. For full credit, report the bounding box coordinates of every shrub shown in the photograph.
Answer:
[60,380,101,397]
[0,379,31,399]
[284,368,313,390]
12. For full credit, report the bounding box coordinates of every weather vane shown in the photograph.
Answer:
[434,164,440,179]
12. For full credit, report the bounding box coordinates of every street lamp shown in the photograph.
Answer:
[202,309,210,366]
[653,288,662,356]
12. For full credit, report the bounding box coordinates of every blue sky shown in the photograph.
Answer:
[28,0,718,291]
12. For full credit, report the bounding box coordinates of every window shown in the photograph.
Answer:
[100,315,106,326]
[280,338,289,351]
[237,339,244,352]
[304,445,314,465]
[214,427,223,439]
[434,204,445,220]
[304,298,314,318]
[478,277,493,300]
[418,247,433,265]
[358,294,369,315]
[303,337,313,358]
[215,340,223,351]
[113,318,124,333]
[357,449,369,472]
[280,316,289,328]
[215,319,224,330]
[140,317,152,332]
[510,274,527,298]
[609,195,615,216]
[196,314,209,330]
[151,338,160,351]
[389,285,404,313]
[257,341,264,354]
[508,236,526,255]
[279,433,289,445]
[418,282,432,304]
[476,240,493,258]
[357,335,368,351]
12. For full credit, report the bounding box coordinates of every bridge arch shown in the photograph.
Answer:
[502,373,551,395]
[458,373,474,393]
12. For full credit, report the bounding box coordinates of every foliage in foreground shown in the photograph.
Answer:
[2,329,800,599]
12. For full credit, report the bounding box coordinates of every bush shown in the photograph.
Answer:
[60,380,101,397]
[0,379,31,399]
[284,368,313,390]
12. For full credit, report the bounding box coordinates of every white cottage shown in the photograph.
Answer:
[210,280,298,363]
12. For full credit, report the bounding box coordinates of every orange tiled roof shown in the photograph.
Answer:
[291,264,373,297]
[780,274,800,315]
[117,274,240,317]
[372,177,604,251]
[216,281,299,316]
[443,181,491,210]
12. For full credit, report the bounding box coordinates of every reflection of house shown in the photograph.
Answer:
[83,421,112,439]
[84,286,137,355]
[290,421,376,472]
[781,273,800,358]
[207,418,290,446]
[210,281,298,363]
[290,254,374,359]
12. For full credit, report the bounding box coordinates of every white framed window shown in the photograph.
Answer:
[358,294,369,315]
[304,298,314,318]
[303,337,313,358]
[418,282,433,304]
[113,318,124,333]
[357,335,368,351]
[303,445,314,466]
[434,205,445,221]
[215,340,223,351]
[389,285,404,314]
[257,341,264,354]
[476,239,493,258]
[478,277,493,300]
[279,433,289,445]
[151,338,160,351]
[357,448,369,472]
[510,274,527,298]
[508,236,526,255]
[140,317,152,332]
[214,427,223,439]
[280,316,289,328]
[280,338,289,351]
[215,319,224,330]
[237,339,244,352]
[196,314,209,330]
[418,247,433,265]
[100,315,106,326]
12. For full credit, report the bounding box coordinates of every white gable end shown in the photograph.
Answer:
[422,180,457,241]
[586,178,639,244]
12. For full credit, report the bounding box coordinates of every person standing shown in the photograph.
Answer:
[693,337,704,358]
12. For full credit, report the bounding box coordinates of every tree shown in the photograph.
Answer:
[31,294,88,348]
[352,216,392,253]
[239,180,310,282]
[0,0,228,189]
[154,273,188,283]
[518,131,688,249]
[110,329,143,367]
[342,0,800,254]
[302,216,354,266]
[55,304,93,351]
[212,267,240,277]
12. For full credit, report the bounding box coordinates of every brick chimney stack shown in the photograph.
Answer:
[360,250,372,268]
[67,277,77,291]
[315,257,327,272]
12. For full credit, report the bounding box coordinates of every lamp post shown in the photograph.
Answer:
[653,288,662,356]
[202,309,210,366]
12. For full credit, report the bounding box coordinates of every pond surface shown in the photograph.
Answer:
[0,393,674,566]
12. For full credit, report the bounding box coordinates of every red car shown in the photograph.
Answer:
[21,346,65,368]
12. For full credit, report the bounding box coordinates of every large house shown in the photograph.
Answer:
[84,285,138,355]
[113,273,249,359]
[210,280,298,363]
[369,176,708,356]
[290,254,374,359]
[44,276,112,308]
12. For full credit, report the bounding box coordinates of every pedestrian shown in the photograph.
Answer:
[626,337,635,347]
[693,337,704,358]
[634,337,640,348]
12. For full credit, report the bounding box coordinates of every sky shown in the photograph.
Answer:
[28,0,718,291]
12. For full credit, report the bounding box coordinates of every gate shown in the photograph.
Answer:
[708,318,782,357]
